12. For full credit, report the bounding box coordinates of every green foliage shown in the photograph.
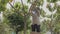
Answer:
[37,0,44,6]
[0,4,6,11]
[0,0,9,4]
[47,0,58,3]
[0,0,60,34]
[6,11,24,31]
[0,0,9,11]
[27,0,30,3]
[0,23,10,34]
[14,2,22,10]
[27,0,43,6]
[56,14,60,22]
[40,9,46,17]
[57,6,60,14]
[47,3,56,12]
[3,2,31,32]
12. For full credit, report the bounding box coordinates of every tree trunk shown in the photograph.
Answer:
[16,30,18,34]
[50,28,53,34]
[50,14,53,34]
[20,0,27,34]
[24,15,27,34]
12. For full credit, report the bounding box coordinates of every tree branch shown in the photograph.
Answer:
[9,2,16,10]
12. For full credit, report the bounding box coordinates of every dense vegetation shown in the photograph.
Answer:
[0,0,60,34]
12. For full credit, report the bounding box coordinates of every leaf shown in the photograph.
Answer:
[47,0,58,3]
[57,6,60,14]
[40,9,46,17]
[0,0,9,11]
[27,0,30,3]
[9,0,13,2]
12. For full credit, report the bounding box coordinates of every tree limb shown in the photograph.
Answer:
[9,2,16,10]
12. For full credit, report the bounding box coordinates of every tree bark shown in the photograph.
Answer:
[24,15,27,34]
[16,30,18,34]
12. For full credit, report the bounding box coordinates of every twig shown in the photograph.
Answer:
[9,2,16,10]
